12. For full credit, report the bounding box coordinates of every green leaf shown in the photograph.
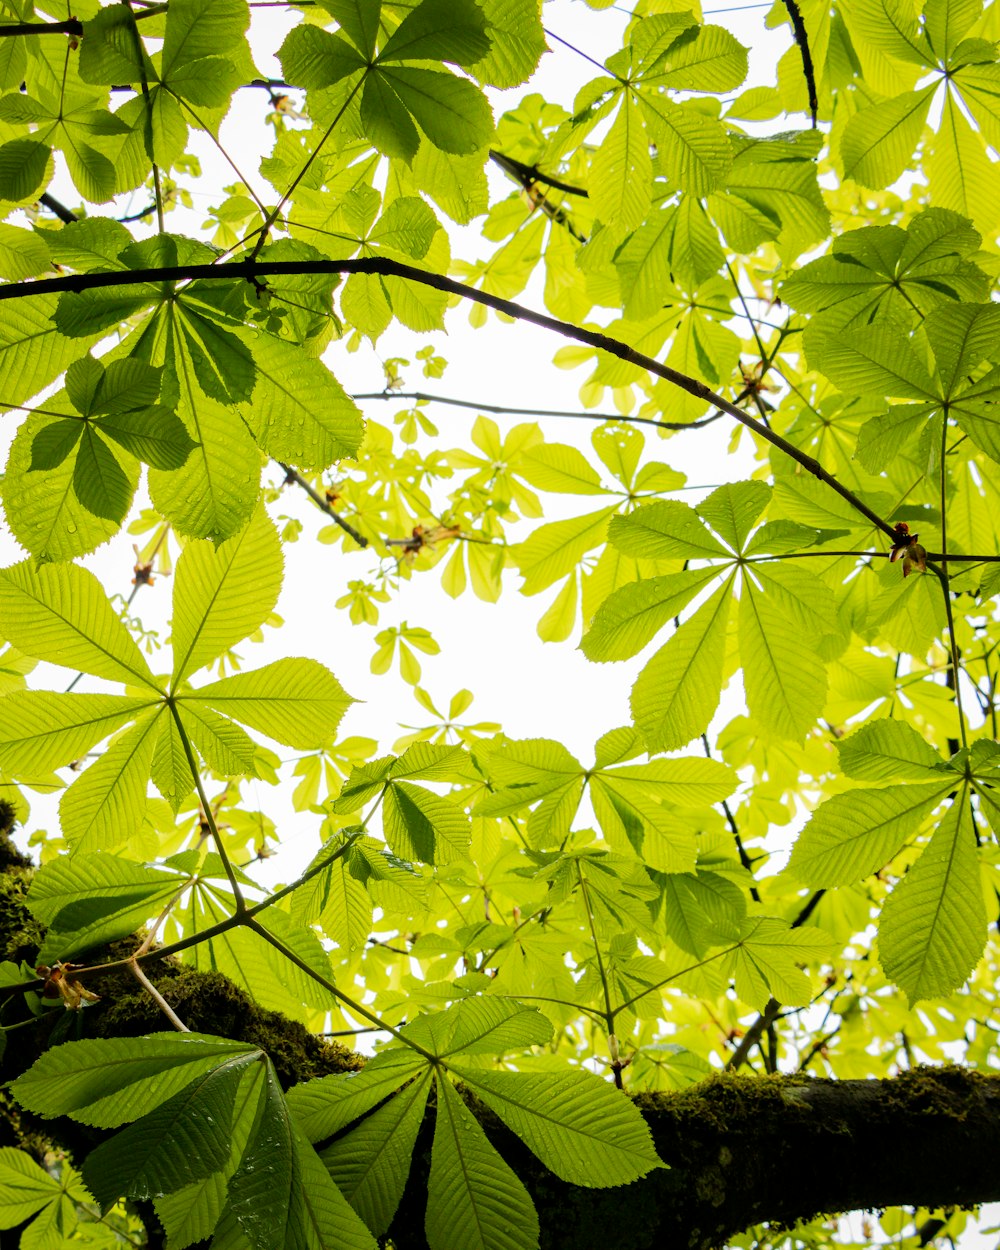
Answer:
[725,917,832,1011]
[0,295,95,419]
[0,1148,62,1227]
[154,1061,265,1250]
[188,658,352,749]
[0,224,50,281]
[657,871,745,955]
[147,377,261,543]
[29,851,182,963]
[840,85,936,189]
[73,425,136,522]
[469,0,546,88]
[239,334,364,469]
[837,719,946,782]
[0,561,159,689]
[641,24,748,91]
[401,996,554,1057]
[79,4,152,84]
[426,1074,539,1250]
[695,481,771,553]
[383,780,471,863]
[224,1060,298,1250]
[610,501,730,559]
[377,0,489,66]
[879,796,988,1003]
[514,506,619,595]
[0,138,50,202]
[321,1070,432,1235]
[590,95,652,232]
[787,782,952,886]
[581,567,721,661]
[631,580,733,752]
[371,67,493,157]
[319,0,382,57]
[294,1126,380,1250]
[814,326,939,399]
[287,1049,426,1142]
[176,700,259,775]
[451,1068,662,1187]
[161,0,252,108]
[9,1033,259,1127]
[519,444,608,495]
[82,1063,245,1210]
[0,691,154,775]
[59,709,162,854]
[739,576,826,740]
[171,507,283,685]
[639,95,731,196]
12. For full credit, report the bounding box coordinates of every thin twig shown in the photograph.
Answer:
[279,462,368,547]
[128,957,190,1031]
[350,389,723,433]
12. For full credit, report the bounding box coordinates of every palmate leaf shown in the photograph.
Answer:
[0,691,155,776]
[238,333,365,468]
[401,996,554,1057]
[382,779,471,863]
[590,94,652,233]
[287,1049,427,1142]
[631,579,734,752]
[840,85,937,188]
[154,1059,266,1250]
[0,1147,63,1228]
[739,575,828,741]
[581,566,722,661]
[609,499,731,559]
[147,359,260,544]
[836,718,946,782]
[724,917,833,1011]
[59,708,162,854]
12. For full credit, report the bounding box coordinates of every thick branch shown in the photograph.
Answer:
[1,258,899,541]
[390,1068,1000,1250]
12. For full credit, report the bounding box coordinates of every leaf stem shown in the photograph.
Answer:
[937,416,968,751]
[243,915,436,1060]
[576,861,622,1086]
[246,75,365,262]
[169,703,247,913]
[123,2,164,233]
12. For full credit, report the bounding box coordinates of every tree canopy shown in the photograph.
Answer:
[2,0,1000,1248]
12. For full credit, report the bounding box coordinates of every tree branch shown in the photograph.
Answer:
[1,258,901,542]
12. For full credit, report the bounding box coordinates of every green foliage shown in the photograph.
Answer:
[1,0,1000,1248]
